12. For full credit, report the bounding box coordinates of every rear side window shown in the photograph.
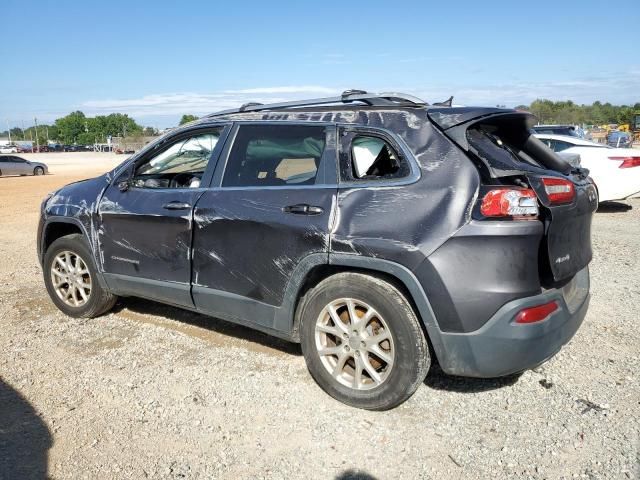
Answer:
[223,125,326,187]
[549,140,574,152]
[341,133,410,181]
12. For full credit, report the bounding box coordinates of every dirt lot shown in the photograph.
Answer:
[0,154,638,479]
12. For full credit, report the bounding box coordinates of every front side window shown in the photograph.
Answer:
[223,124,326,187]
[132,130,221,189]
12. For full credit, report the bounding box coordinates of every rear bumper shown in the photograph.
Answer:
[437,267,590,378]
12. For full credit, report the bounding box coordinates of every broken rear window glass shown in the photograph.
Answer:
[467,127,543,171]
[347,136,408,180]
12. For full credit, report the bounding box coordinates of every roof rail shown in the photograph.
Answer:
[207,90,427,117]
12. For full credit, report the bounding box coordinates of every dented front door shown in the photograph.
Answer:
[96,125,229,307]
[98,186,203,306]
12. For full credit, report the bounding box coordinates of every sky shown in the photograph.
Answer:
[1,0,638,129]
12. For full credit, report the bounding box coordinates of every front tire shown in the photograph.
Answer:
[43,234,117,318]
[34,166,44,175]
[299,272,430,410]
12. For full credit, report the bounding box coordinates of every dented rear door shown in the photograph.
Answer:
[191,123,337,328]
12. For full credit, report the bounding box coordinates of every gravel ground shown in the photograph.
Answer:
[0,161,638,479]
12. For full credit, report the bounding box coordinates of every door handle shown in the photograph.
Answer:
[282,204,324,215]
[306,206,324,215]
[163,201,192,210]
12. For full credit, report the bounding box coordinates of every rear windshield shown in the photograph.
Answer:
[467,126,542,171]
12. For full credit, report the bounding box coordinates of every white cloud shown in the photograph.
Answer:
[81,86,343,117]
[222,86,339,95]
[78,70,639,124]
[409,69,640,107]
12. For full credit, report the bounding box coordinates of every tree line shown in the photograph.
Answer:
[516,100,640,126]
[3,100,638,145]
[1,112,156,146]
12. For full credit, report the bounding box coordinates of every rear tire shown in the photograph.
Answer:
[43,234,117,318]
[299,272,430,410]
[34,166,44,176]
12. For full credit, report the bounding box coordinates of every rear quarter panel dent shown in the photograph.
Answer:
[332,122,480,271]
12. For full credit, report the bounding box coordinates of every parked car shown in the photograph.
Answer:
[535,133,640,202]
[0,155,48,176]
[63,145,82,152]
[0,144,18,153]
[606,131,632,148]
[531,124,585,138]
[38,91,596,410]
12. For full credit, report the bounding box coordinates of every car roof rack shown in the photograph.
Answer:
[206,90,428,117]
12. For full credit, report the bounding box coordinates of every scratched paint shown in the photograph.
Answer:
[37,102,589,339]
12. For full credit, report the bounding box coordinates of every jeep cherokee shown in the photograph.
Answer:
[38,91,596,410]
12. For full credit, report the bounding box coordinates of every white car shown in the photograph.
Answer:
[0,145,18,153]
[535,134,640,202]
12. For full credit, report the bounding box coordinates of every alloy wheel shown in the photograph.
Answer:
[50,250,92,307]
[315,298,395,390]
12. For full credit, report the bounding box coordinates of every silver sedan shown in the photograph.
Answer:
[0,155,48,176]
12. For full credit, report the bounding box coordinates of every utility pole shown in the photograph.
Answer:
[34,117,40,152]
[6,119,11,144]
[46,126,49,144]
[21,120,26,140]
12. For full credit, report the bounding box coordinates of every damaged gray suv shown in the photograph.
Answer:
[38,91,596,410]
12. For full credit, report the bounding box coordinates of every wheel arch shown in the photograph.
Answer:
[41,218,86,259]
[284,254,446,365]
[41,218,110,290]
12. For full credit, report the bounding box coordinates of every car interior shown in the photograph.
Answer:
[222,125,326,187]
[131,133,219,189]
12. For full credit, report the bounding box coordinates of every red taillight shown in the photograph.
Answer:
[480,188,539,218]
[541,177,575,204]
[609,156,640,169]
[514,301,558,324]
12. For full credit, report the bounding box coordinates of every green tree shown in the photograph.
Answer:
[179,114,198,125]
[523,99,639,126]
[53,111,143,144]
[55,111,87,144]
